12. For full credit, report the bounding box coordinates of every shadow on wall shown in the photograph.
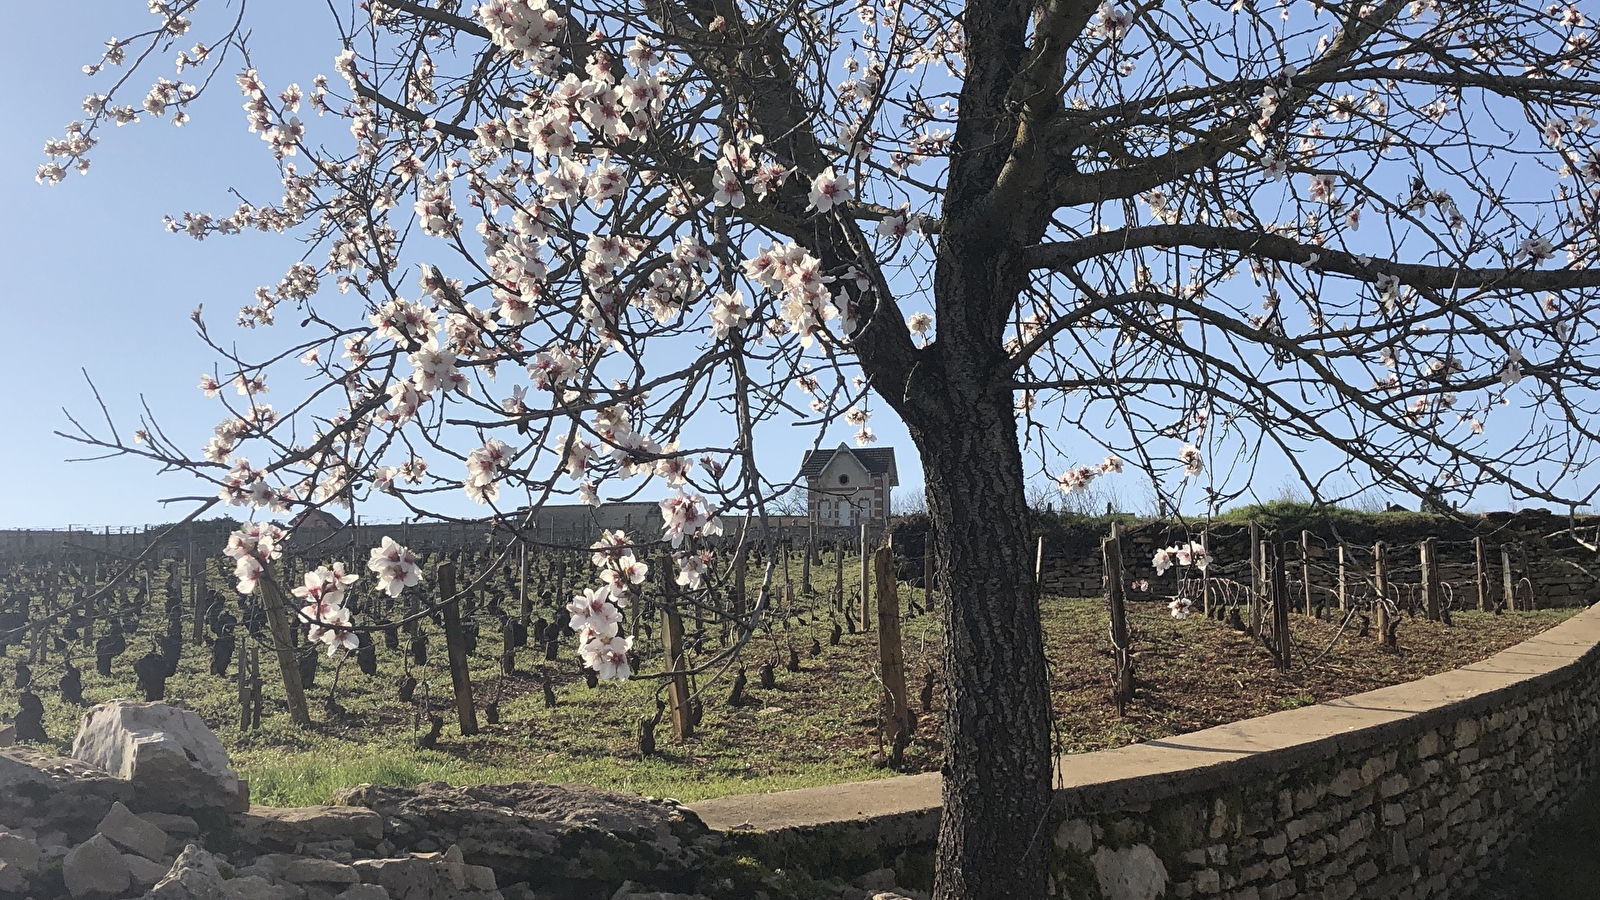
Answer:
[1477,778,1600,900]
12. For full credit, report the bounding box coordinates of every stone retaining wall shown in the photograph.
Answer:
[688,604,1600,899]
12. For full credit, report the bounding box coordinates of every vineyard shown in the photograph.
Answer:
[0,530,1574,808]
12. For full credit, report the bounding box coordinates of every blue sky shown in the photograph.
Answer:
[0,1,928,529]
[1,2,1562,531]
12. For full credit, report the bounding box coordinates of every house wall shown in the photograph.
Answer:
[808,452,880,527]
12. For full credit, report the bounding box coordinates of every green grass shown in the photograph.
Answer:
[11,546,928,807]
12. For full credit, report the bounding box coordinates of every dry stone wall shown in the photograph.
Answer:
[689,604,1600,900]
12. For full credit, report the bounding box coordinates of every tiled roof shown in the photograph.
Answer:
[799,444,899,486]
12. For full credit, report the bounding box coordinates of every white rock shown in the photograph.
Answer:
[98,800,170,860]
[71,701,246,813]
[62,834,131,899]
[1092,843,1169,900]
[149,844,228,900]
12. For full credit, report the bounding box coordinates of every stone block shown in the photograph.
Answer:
[0,830,41,874]
[1092,844,1168,900]
[97,800,170,861]
[62,834,131,899]
[140,812,201,838]
[235,805,385,850]
[148,844,229,900]
[0,860,25,894]
[71,701,246,814]
[1056,819,1093,853]
[126,852,172,888]
[284,858,361,884]
[1327,768,1362,798]
[224,874,299,900]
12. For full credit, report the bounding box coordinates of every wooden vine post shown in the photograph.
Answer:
[519,541,531,626]
[1474,536,1489,612]
[1301,530,1315,617]
[1501,544,1516,612]
[731,544,748,619]
[190,543,204,646]
[1373,541,1393,649]
[802,521,813,593]
[1420,537,1442,622]
[874,543,910,754]
[439,560,479,736]
[859,520,872,629]
[924,526,936,606]
[1034,535,1045,584]
[236,631,250,730]
[1104,523,1134,714]
[1270,538,1291,670]
[500,610,517,678]
[1337,544,1348,612]
[256,573,312,727]
[833,537,845,612]
[1249,521,1263,638]
[658,556,694,740]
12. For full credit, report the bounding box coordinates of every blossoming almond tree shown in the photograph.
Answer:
[44,0,1600,896]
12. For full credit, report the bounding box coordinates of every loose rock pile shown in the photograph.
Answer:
[0,701,929,900]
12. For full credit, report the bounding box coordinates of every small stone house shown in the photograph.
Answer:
[800,444,898,527]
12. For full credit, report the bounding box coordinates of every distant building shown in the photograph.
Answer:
[290,508,346,533]
[801,444,898,527]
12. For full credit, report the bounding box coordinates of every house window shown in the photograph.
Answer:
[838,474,850,485]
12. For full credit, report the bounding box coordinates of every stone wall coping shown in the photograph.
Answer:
[687,604,1600,845]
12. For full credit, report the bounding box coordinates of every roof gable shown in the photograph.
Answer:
[800,444,899,487]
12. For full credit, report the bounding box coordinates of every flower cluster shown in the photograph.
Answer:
[475,0,565,67]
[222,522,288,594]
[1168,598,1194,620]
[367,536,422,597]
[571,530,647,680]
[465,439,513,504]
[1178,445,1204,477]
[218,458,289,511]
[660,491,723,548]
[743,242,840,348]
[1152,541,1211,576]
[296,563,360,654]
[1056,456,1123,494]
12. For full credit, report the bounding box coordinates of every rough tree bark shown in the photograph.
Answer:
[905,374,1053,900]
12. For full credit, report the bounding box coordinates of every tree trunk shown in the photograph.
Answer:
[909,380,1052,900]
